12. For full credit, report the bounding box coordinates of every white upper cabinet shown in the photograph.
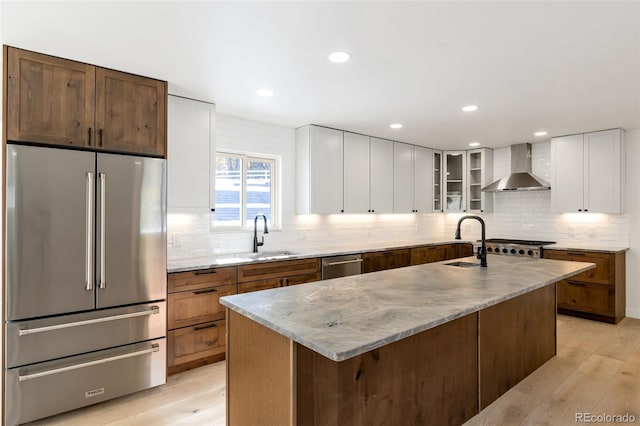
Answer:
[370,137,394,213]
[296,125,344,214]
[393,142,414,213]
[167,95,215,212]
[413,146,433,213]
[393,144,433,213]
[551,128,625,213]
[467,148,493,213]
[343,132,371,213]
[443,151,467,212]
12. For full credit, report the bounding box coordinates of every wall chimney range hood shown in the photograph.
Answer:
[482,143,550,192]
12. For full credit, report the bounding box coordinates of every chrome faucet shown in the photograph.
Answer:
[454,215,487,267]
[253,215,269,253]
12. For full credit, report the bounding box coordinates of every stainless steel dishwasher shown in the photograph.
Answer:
[321,254,363,279]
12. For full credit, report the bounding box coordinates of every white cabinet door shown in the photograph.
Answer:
[296,125,343,214]
[551,134,584,212]
[393,142,414,213]
[433,151,443,212]
[370,137,394,213]
[413,146,433,213]
[585,129,623,213]
[343,132,371,213]
[167,95,215,212]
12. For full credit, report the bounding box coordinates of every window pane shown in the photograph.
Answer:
[246,159,272,224]
[214,155,242,226]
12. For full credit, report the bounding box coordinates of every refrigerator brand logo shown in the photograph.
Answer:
[85,388,105,398]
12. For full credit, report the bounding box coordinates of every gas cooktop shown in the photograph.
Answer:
[485,238,556,246]
[479,239,557,258]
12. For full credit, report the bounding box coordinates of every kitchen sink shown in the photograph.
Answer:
[211,250,300,265]
[242,250,298,260]
[444,261,480,268]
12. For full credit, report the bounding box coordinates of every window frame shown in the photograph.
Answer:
[212,150,279,231]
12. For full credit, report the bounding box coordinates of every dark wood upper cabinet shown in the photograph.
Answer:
[4,46,167,157]
[96,68,166,156]
[6,47,95,147]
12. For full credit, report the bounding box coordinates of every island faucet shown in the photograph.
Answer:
[253,214,269,253]
[454,215,487,267]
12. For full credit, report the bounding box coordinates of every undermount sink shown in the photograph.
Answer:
[241,250,298,260]
[222,250,299,262]
[444,261,480,268]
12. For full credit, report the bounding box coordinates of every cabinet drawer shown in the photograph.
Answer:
[237,258,319,283]
[167,320,226,367]
[544,250,613,285]
[363,249,411,273]
[168,284,236,330]
[168,267,237,293]
[238,278,283,294]
[285,272,321,287]
[557,280,614,316]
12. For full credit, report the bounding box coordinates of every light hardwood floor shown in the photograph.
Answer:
[28,315,640,425]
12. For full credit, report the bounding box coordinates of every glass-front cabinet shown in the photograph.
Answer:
[433,151,443,212]
[443,151,466,212]
[466,148,493,213]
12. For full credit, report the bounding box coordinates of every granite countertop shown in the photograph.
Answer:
[546,243,629,253]
[220,255,594,362]
[167,238,473,273]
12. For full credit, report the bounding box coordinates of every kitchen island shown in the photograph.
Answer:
[220,255,594,425]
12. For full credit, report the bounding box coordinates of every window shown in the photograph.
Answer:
[213,152,277,229]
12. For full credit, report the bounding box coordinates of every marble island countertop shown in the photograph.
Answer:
[220,254,594,362]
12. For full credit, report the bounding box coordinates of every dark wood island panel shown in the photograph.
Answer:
[226,283,557,426]
[295,313,478,425]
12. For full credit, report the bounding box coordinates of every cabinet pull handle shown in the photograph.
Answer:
[567,281,586,286]
[194,269,217,275]
[567,252,586,256]
[99,128,104,147]
[194,323,217,331]
[283,278,288,286]
[193,288,218,295]
[88,127,92,146]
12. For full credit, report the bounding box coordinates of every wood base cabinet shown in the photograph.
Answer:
[167,267,237,375]
[544,248,625,323]
[410,243,472,266]
[237,258,320,290]
[362,249,411,273]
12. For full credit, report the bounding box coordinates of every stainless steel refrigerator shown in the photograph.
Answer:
[4,144,167,425]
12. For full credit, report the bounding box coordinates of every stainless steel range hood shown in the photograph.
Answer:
[482,143,550,192]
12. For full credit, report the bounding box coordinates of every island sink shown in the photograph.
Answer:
[445,261,481,268]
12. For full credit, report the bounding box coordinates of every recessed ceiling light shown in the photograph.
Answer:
[256,89,274,97]
[462,105,478,112]
[390,123,403,129]
[534,131,548,136]
[328,51,351,63]
[469,142,480,147]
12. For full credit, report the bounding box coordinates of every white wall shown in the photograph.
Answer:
[167,115,445,259]
[625,129,640,318]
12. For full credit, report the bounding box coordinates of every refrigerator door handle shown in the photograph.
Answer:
[86,172,95,291]
[99,172,107,289]
[17,343,160,382]
[17,305,161,336]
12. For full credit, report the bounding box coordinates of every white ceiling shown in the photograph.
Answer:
[1,1,639,150]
